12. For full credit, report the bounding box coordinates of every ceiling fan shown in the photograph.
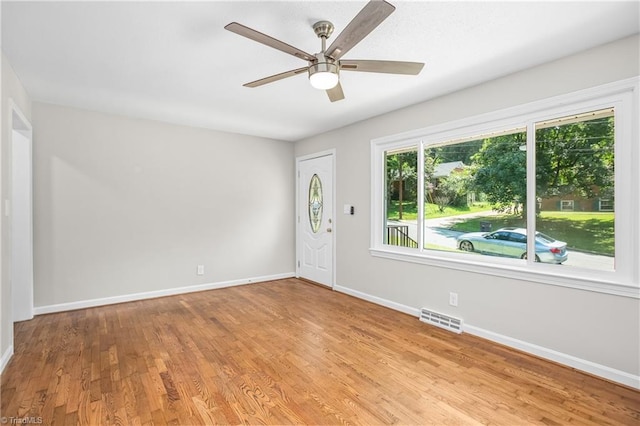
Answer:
[224,0,424,102]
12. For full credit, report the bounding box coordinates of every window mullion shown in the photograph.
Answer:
[417,141,425,250]
[526,122,537,264]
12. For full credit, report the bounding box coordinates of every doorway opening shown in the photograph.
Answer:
[10,101,34,324]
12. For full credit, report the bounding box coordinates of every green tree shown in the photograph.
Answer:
[535,117,614,198]
[471,132,527,214]
[470,115,614,216]
[425,142,475,208]
[437,168,474,211]
[386,150,417,219]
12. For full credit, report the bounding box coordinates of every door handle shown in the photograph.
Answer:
[326,228,332,233]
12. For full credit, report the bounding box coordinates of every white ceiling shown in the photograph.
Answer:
[2,1,638,141]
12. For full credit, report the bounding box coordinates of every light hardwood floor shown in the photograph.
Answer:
[1,278,638,425]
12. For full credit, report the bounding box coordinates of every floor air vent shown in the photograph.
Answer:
[420,308,463,334]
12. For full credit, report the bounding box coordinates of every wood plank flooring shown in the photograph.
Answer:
[1,278,639,425]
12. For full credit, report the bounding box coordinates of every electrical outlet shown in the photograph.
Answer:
[449,292,458,307]
[197,265,204,275]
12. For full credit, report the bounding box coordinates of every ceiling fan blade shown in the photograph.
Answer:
[326,0,395,60]
[244,67,308,88]
[340,59,424,75]
[326,82,345,102]
[225,22,315,62]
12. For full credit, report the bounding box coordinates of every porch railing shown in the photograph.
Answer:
[386,225,418,248]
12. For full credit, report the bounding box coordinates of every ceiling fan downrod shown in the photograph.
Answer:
[313,20,334,52]
[309,21,339,90]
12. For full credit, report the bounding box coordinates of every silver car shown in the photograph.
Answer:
[457,227,568,264]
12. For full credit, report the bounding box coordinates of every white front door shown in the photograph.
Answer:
[297,153,334,287]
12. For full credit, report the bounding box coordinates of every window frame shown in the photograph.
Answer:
[370,78,639,298]
[599,198,614,212]
[560,200,575,212]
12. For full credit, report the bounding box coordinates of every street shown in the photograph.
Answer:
[389,212,614,271]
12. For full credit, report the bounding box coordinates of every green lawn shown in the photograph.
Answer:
[448,212,614,256]
[387,201,492,221]
[387,201,614,255]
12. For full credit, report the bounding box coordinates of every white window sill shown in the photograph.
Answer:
[369,247,639,299]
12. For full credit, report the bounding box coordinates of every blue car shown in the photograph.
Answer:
[456,227,568,264]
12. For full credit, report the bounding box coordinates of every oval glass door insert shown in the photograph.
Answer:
[308,174,323,233]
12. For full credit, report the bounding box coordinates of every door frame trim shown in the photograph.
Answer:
[7,99,34,331]
[295,149,336,288]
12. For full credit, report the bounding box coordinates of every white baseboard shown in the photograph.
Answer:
[463,325,640,390]
[334,284,640,390]
[1,345,14,374]
[34,272,296,315]
[334,284,420,317]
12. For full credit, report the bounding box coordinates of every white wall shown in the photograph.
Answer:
[32,103,295,308]
[1,52,32,366]
[295,35,640,384]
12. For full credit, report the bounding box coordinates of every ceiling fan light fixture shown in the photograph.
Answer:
[308,56,339,90]
[309,70,339,90]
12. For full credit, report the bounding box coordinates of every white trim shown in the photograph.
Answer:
[8,98,32,132]
[464,325,640,390]
[334,284,419,317]
[370,248,639,299]
[599,198,614,212]
[295,149,337,288]
[296,148,336,163]
[9,99,35,323]
[334,283,640,389]
[560,200,575,212]
[0,345,13,374]
[5,99,34,359]
[370,77,640,297]
[33,272,295,315]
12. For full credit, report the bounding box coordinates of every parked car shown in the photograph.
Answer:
[456,227,568,264]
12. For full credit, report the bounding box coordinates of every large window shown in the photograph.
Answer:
[372,79,638,296]
[422,129,527,258]
[535,109,615,271]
